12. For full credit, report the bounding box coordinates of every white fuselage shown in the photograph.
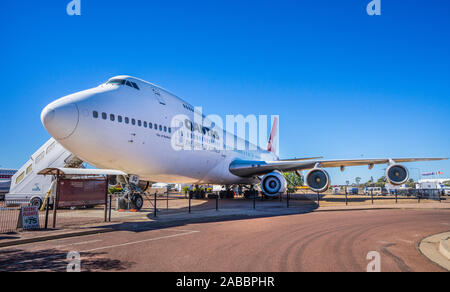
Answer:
[41,76,276,185]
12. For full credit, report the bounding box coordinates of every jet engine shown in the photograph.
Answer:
[261,171,287,196]
[306,168,330,193]
[385,164,409,185]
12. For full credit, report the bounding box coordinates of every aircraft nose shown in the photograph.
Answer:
[41,101,79,140]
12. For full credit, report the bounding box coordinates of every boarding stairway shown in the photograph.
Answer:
[6,138,83,206]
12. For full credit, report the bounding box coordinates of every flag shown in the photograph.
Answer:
[422,172,435,176]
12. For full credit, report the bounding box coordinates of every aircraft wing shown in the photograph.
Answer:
[229,157,448,177]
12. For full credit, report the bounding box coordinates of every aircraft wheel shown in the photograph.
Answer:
[30,197,43,209]
[131,194,144,210]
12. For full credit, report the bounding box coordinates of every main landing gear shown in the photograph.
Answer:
[117,183,145,211]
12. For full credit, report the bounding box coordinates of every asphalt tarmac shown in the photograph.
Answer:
[0,209,449,272]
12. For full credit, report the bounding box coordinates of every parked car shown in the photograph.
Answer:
[443,187,450,196]
[364,187,382,196]
[332,187,341,194]
[346,187,359,195]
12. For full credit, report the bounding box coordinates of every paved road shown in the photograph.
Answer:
[0,209,449,272]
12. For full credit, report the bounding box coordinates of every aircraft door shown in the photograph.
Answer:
[152,87,166,105]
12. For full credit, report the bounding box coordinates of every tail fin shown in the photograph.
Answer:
[267,117,279,158]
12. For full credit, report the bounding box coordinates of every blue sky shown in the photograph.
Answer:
[1,0,449,184]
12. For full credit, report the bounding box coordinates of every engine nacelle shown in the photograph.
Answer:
[385,164,409,185]
[306,168,330,193]
[261,171,287,196]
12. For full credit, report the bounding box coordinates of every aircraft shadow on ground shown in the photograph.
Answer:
[97,198,319,234]
[0,248,134,272]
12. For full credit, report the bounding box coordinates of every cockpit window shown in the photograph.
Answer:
[131,82,140,90]
[107,79,140,90]
[107,79,126,85]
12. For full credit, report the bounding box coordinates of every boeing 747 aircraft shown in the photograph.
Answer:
[40,76,447,203]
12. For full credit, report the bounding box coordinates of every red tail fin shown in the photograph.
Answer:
[267,117,279,158]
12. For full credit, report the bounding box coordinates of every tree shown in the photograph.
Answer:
[364,179,375,187]
[375,176,386,188]
[182,186,190,198]
[444,181,450,187]
[406,179,416,189]
[283,172,304,193]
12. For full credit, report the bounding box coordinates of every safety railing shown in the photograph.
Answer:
[0,199,48,234]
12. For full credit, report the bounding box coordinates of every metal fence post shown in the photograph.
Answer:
[317,192,320,207]
[154,192,157,217]
[345,189,348,206]
[44,198,50,229]
[189,192,192,214]
[108,194,112,222]
[287,191,290,208]
[104,176,108,222]
[167,191,169,210]
[395,190,398,204]
[253,192,256,209]
[52,171,60,229]
[216,193,219,211]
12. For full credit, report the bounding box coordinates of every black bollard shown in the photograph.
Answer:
[108,195,112,222]
[189,192,192,214]
[154,192,157,217]
[216,193,219,211]
[44,198,50,229]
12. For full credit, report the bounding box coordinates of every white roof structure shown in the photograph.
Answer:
[38,168,127,176]
[418,178,450,184]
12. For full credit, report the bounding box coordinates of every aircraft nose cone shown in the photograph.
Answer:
[41,101,79,140]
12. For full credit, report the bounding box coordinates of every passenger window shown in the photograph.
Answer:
[168,128,171,134]
[110,114,115,122]
[26,164,33,174]
[159,125,162,131]
[144,121,147,128]
[93,111,98,118]
[154,123,158,130]
[138,120,142,127]
[132,119,136,125]
[164,126,167,132]
[46,141,56,154]
[16,172,25,184]
[118,116,123,123]
[149,123,153,129]
[102,112,107,120]
[125,117,129,124]
[35,151,45,164]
